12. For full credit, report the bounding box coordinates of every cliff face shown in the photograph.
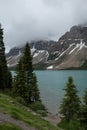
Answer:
[53,25,87,69]
[6,25,87,70]
[59,25,87,45]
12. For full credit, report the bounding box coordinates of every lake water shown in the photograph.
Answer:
[12,70,87,115]
[35,70,87,114]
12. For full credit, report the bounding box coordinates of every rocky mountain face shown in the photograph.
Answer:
[6,25,87,70]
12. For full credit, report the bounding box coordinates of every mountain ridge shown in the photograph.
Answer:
[6,25,87,70]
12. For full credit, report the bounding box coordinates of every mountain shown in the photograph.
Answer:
[6,25,87,70]
[6,40,58,69]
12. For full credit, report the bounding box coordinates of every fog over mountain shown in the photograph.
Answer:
[0,0,87,52]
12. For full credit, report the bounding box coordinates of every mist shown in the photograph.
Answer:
[0,0,87,52]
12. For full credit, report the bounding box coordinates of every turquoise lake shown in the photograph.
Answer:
[12,70,87,114]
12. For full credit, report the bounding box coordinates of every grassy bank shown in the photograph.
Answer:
[0,123,22,130]
[0,93,60,130]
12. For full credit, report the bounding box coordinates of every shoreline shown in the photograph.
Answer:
[43,112,61,126]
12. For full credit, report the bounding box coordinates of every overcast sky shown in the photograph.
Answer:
[0,0,87,52]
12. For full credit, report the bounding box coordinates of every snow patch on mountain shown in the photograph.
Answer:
[69,40,87,55]
[33,52,39,57]
[47,65,53,70]
[69,45,78,54]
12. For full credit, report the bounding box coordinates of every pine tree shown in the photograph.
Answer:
[13,43,41,103]
[60,76,80,122]
[23,42,33,73]
[13,59,29,102]
[0,24,12,89]
[22,43,40,103]
[7,71,12,89]
[31,73,40,102]
[0,65,3,89]
[80,90,87,129]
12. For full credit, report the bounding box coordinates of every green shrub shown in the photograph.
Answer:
[29,101,47,116]
[36,110,47,117]
[16,96,26,106]
[58,119,82,130]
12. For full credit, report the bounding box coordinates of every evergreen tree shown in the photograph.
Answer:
[13,43,40,103]
[60,76,80,122]
[23,42,33,72]
[0,24,12,89]
[22,43,40,103]
[7,71,12,89]
[31,73,40,102]
[0,65,3,89]
[13,59,29,102]
[80,90,87,129]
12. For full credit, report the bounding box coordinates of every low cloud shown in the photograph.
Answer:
[0,0,87,52]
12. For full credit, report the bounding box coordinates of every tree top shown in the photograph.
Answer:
[0,24,1,29]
